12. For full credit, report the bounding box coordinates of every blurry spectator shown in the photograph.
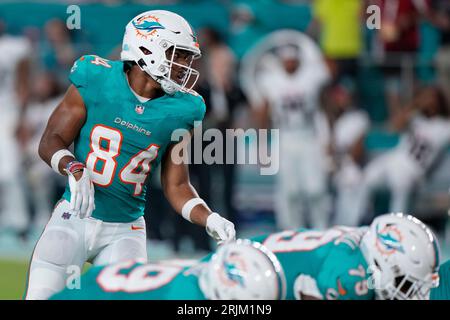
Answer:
[358,85,450,224]
[168,26,243,252]
[144,169,171,242]
[198,27,237,110]
[323,80,370,227]
[197,26,244,227]
[40,19,77,87]
[23,73,65,235]
[309,0,364,82]
[241,30,332,230]
[0,22,32,235]
[370,0,429,124]
[229,2,266,60]
[428,0,450,101]
[166,146,214,253]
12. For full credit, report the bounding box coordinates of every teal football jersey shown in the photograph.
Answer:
[430,260,450,300]
[62,55,206,222]
[50,260,206,300]
[251,227,375,300]
[51,227,375,301]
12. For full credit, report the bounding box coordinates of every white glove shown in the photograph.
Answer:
[66,169,95,219]
[206,212,236,244]
[294,274,324,300]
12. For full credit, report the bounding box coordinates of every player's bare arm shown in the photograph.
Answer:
[253,98,270,129]
[161,135,236,243]
[39,85,85,173]
[38,84,95,218]
[161,139,209,226]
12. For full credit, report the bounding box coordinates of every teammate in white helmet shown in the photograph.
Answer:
[250,212,440,300]
[360,213,440,300]
[326,81,370,227]
[50,240,287,300]
[199,239,286,300]
[51,213,440,300]
[25,10,235,300]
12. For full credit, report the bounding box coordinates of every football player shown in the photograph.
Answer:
[51,213,439,300]
[50,240,286,300]
[251,213,440,300]
[357,86,450,223]
[25,10,235,300]
[240,30,332,230]
[0,21,31,234]
[325,81,370,227]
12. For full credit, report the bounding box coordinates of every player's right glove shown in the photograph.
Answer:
[65,162,95,219]
[205,213,236,245]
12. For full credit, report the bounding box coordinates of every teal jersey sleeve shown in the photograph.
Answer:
[51,261,206,300]
[317,243,374,300]
[179,90,206,129]
[430,260,450,300]
[69,56,89,92]
[194,94,206,124]
[69,55,113,106]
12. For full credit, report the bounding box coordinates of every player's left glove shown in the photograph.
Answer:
[206,213,236,244]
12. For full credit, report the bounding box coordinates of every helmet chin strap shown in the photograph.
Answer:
[159,78,179,95]
[150,72,180,95]
[139,64,180,95]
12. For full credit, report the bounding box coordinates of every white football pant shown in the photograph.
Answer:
[0,109,28,232]
[333,157,366,227]
[24,200,147,300]
[275,132,331,230]
[354,151,423,225]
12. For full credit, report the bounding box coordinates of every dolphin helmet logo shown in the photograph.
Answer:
[375,224,405,255]
[218,251,246,288]
[132,15,165,38]
[223,261,245,287]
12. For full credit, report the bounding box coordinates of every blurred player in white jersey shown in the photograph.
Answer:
[0,22,31,234]
[23,73,65,232]
[357,85,450,224]
[241,30,332,230]
[325,81,370,227]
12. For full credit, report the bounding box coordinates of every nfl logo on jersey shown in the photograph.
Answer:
[135,105,145,114]
[61,212,72,220]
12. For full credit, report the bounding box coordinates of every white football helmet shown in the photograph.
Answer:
[199,239,287,300]
[121,10,201,95]
[360,213,440,300]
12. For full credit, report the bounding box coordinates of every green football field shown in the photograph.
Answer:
[0,259,29,300]
[0,259,93,300]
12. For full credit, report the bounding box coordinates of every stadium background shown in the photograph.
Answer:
[0,0,449,299]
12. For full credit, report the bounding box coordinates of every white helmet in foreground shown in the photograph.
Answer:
[199,239,287,300]
[121,10,201,95]
[360,213,440,300]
